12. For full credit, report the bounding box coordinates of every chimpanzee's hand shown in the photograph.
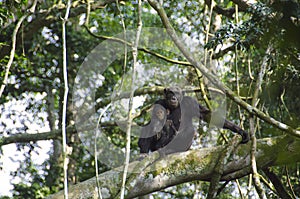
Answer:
[137,153,148,161]
[238,130,249,144]
[158,149,166,159]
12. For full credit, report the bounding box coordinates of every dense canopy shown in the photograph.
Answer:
[0,0,299,198]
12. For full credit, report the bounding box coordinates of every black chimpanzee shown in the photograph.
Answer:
[138,104,177,155]
[138,86,249,156]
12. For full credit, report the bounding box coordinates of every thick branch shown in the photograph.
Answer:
[263,168,293,199]
[46,136,300,199]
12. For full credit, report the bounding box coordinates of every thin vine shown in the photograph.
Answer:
[61,0,72,198]
[120,1,143,199]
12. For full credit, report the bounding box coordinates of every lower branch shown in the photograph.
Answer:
[263,168,293,199]
[46,135,300,199]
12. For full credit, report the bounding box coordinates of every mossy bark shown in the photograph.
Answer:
[47,135,300,199]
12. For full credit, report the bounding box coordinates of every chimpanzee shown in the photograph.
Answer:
[138,104,177,155]
[138,86,249,156]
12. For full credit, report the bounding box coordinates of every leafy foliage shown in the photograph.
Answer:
[0,0,299,198]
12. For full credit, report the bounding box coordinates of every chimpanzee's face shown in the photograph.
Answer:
[166,92,179,109]
[164,87,183,109]
[155,108,165,121]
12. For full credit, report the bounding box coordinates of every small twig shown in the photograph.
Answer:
[248,52,254,80]
[204,0,214,66]
[280,89,293,120]
[235,179,245,199]
[285,166,297,199]
[84,0,91,26]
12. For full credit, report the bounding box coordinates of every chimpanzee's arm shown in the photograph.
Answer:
[138,138,151,153]
[138,127,154,153]
[198,103,211,121]
[223,119,249,143]
[223,119,242,133]
[197,101,249,144]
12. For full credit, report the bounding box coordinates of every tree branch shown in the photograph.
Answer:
[263,168,293,199]
[147,0,300,138]
[83,25,192,66]
[0,0,117,60]
[46,136,300,199]
[0,14,27,98]
[249,44,273,199]
[0,125,75,146]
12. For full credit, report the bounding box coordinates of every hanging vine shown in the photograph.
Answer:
[61,0,72,198]
[120,1,143,199]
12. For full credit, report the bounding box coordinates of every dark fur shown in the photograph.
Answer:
[138,87,249,155]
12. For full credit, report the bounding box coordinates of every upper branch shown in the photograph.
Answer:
[147,0,300,138]
[0,0,116,60]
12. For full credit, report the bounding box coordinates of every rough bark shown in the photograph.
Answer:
[46,135,300,199]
